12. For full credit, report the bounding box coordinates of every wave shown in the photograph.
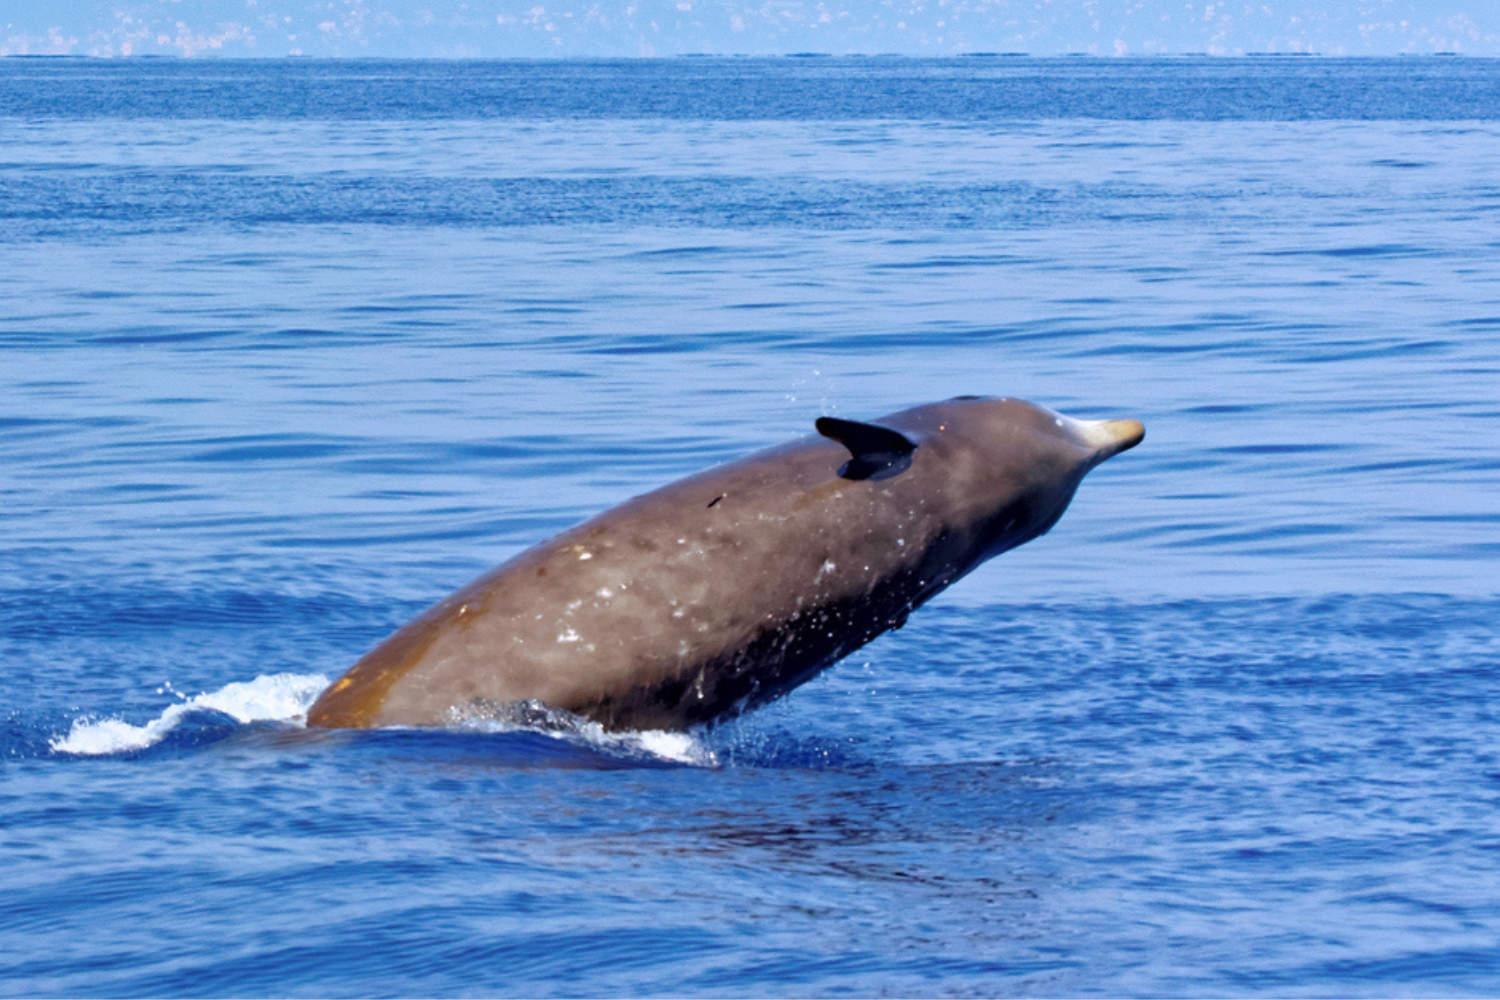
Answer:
[49,672,330,756]
[47,673,714,766]
[445,701,713,766]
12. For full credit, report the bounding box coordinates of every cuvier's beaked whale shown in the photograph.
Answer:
[307,396,1143,732]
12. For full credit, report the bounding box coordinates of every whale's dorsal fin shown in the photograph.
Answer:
[815,416,917,481]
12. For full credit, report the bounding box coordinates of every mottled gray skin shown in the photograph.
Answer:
[307,396,1143,732]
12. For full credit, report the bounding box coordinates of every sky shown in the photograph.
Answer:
[2,0,1498,57]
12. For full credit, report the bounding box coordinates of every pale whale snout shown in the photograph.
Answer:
[1072,417,1146,464]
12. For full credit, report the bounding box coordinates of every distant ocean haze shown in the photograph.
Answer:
[2,0,1497,56]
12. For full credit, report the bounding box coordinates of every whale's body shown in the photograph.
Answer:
[307,396,1143,732]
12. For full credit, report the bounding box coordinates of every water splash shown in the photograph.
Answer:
[50,673,329,756]
[448,699,716,767]
[50,675,715,766]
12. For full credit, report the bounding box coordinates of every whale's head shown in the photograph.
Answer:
[898,395,1144,557]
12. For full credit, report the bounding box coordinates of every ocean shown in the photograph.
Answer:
[2,56,1499,996]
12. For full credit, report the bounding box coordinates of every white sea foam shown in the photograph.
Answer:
[51,674,714,766]
[633,729,711,765]
[50,673,329,756]
[454,709,717,767]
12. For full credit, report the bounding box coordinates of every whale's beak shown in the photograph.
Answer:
[1075,418,1145,464]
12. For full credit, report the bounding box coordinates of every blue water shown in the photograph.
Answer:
[3,56,1500,996]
